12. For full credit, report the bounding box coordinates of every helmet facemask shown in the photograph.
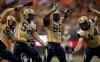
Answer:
[23,7,35,23]
[7,16,16,29]
[79,21,90,31]
[26,13,35,23]
[53,13,60,23]
[5,16,16,34]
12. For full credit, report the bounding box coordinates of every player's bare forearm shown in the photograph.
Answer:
[75,37,84,52]
[32,32,44,46]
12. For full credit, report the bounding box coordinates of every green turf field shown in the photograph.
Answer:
[51,55,100,62]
